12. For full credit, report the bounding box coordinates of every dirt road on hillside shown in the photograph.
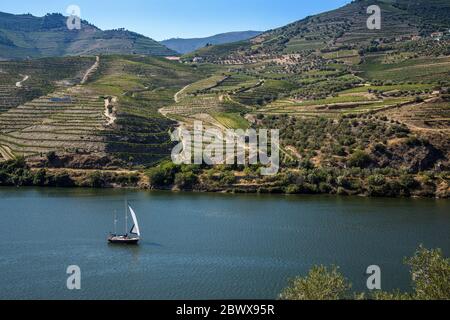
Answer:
[81,56,100,84]
[15,75,29,87]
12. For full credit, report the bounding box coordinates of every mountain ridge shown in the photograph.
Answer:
[161,31,262,54]
[0,11,176,60]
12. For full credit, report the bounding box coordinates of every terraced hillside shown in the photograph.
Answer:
[0,55,221,166]
[187,0,450,61]
[180,0,449,121]
[380,98,450,131]
[160,72,257,129]
[259,83,438,118]
[0,57,96,114]
[162,0,450,196]
[0,85,29,113]
[0,1,449,197]
[0,87,106,159]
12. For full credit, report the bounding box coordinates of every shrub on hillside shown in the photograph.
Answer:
[174,172,198,190]
[348,150,372,168]
[86,171,106,188]
[146,161,180,187]
[48,172,75,187]
[0,157,33,186]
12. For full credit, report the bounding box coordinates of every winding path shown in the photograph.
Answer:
[15,75,29,88]
[174,84,190,103]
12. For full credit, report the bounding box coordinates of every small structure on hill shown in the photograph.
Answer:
[431,32,444,41]
[193,57,204,63]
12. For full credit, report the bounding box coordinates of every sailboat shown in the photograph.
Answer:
[108,201,141,244]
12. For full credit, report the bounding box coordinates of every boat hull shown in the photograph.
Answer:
[108,236,139,245]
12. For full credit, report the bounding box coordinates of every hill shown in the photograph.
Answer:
[0,54,222,168]
[186,0,450,61]
[0,1,449,197]
[0,12,176,60]
[161,31,262,54]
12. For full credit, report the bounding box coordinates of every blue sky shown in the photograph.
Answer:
[0,0,351,41]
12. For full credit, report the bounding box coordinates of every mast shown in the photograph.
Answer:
[125,198,128,235]
[114,210,117,235]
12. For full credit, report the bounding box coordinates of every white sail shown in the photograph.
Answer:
[128,206,141,237]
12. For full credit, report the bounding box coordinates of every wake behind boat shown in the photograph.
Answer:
[108,201,141,245]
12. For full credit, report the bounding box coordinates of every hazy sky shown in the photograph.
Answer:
[0,0,351,41]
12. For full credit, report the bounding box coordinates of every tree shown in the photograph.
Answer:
[33,169,47,186]
[0,157,32,186]
[368,174,386,187]
[348,150,372,168]
[146,161,180,187]
[52,172,75,187]
[279,265,351,300]
[399,174,418,190]
[87,171,105,188]
[406,246,450,300]
[46,151,60,167]
[174,172,198,190]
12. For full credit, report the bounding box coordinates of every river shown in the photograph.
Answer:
[0,187,449,299]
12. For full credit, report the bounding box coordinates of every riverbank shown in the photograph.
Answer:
[1,158,449,198]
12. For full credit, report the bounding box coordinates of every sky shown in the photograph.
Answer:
[0,0,351,41]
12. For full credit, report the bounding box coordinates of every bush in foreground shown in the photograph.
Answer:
[280,246,450,300]
[279,266,351,300]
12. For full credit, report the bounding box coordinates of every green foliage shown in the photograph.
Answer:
[280,246,450,300]
[49,172,75,187]
[371,290,413,300]
[368,174,386,187]
[174,171,198,190]
[399,174,418,190]
[279,265,351,300]
[348,150,372,168]
[87,171,106,188]
[46,151,59,167]
[32,169,47,186]
[220,171,236,185]
[367,174,390,196]
[261,115,414,172]
[0,157,32,186]
[406,246,450,300]
[0,158,75,187]
[146,161,180,187]
[286,184,300,194]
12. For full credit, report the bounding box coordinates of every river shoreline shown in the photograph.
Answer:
[1,180,449,200]
[1,158,449,199]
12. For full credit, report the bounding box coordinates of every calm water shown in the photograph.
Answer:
[0,187,449,300]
